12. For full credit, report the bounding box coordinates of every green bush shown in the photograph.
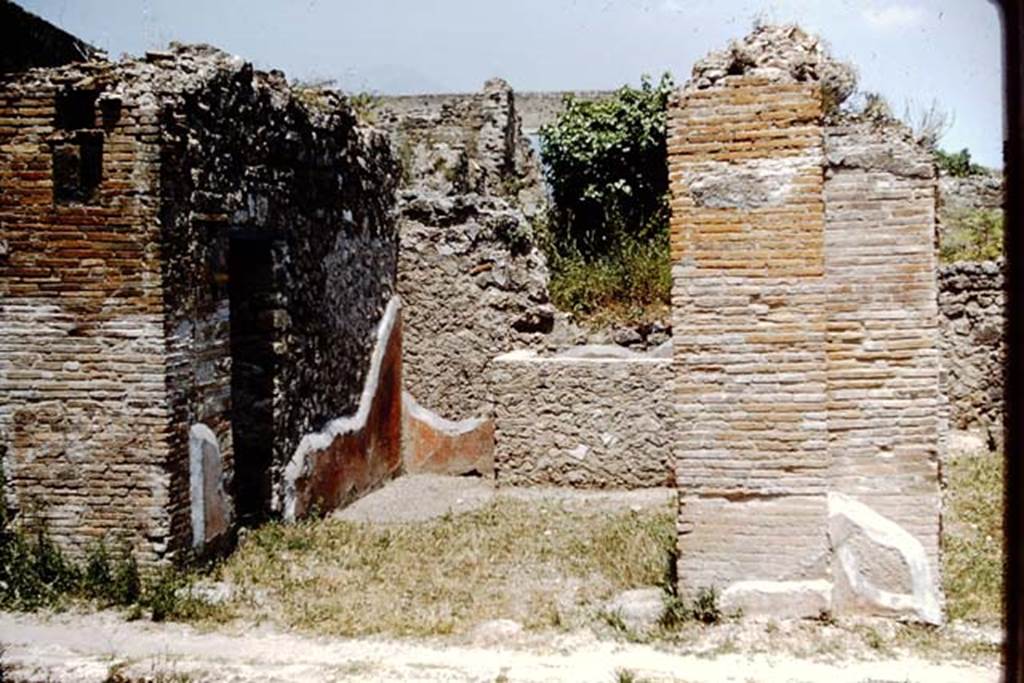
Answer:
[538,76,675,326]
[941,208,1004,263]
[935,148,986,178]
[539,74,673,259]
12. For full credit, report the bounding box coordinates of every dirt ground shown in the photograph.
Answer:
[0,610,1000,683]
[0,468,1004,682]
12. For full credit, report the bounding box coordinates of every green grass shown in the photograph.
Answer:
[940,208,1003,263]
[549,237,671,328]
[214,499,676,637]
[943,448,1004,623]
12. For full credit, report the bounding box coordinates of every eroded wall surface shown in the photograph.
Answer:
[382,80,561,420]
[490,349,674,488]
[669,25,943,622]
[938,261,1005,447]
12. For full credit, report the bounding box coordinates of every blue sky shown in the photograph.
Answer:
[21,0,1005,167]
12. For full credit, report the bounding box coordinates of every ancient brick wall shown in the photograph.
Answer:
[823,121,944,601]
[490,348,674,488]
[669,25,943,622]
[1,46,401,561]
[938,260,1005,447]
[0,64,172,563]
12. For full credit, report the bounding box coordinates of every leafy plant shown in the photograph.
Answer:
[540,74,673,259]
[935,147,986,178]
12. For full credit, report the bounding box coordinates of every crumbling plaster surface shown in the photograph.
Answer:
[402,392,495,477]
[382,80,569,421]
[490,348,674,488]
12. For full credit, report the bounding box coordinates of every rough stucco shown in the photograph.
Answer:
[937,260,1005,448]
[383,80,564,420]
[490,349,674,488]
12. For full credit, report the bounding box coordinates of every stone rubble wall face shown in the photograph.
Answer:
[669,72,944,620]
[158,63,400,526]
[937,261,1005,445]
[490,357,674,488]
[0,72,172,564]
[386,82,556,420]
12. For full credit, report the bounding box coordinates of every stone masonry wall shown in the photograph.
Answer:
[382,80,558,420]
[938,261,1005,447]
[156,48,399,526]
[1,45,400,561]
[490,349,674,488]
[669,25,943,622]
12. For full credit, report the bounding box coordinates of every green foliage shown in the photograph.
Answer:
[0,460,200,620]
[689,586,722,625]
[548,235,670,326]
[540,74,674,259]
[347,91,379,125]
[935,148,986,178]
[941,208,1004,263]
[944,449,1004,623]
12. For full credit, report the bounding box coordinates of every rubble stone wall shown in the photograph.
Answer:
[377,89,612,136]
[938,261,1005,446]
[383,81,558,420]
[490,349,674,488]
[669,25,943,623]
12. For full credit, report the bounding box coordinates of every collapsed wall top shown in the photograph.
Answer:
[689,23,857,105]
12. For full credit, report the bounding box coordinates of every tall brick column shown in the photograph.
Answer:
[669,40,943,622]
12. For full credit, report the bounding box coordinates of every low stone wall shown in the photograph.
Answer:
[490,348,674,488]
[938,261,1005,447]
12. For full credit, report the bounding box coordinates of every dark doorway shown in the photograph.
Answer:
[228,234,279,524]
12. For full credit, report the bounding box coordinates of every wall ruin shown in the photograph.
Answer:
[381,80,562,421]
[490,347,674,488]
[0,45,400,562]
[669,25,943,622]
[938,260,1005,448]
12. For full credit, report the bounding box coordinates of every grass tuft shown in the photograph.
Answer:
[943,448,1004,623]
[216,499,675,637]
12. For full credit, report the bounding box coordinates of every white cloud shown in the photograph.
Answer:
[862,4,925,30]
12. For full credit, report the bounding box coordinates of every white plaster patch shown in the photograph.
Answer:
[684,157,811,209]
[828,492,943,624]
[188,424,216,549]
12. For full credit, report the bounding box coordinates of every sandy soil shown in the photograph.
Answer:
[0,610,1000,683]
